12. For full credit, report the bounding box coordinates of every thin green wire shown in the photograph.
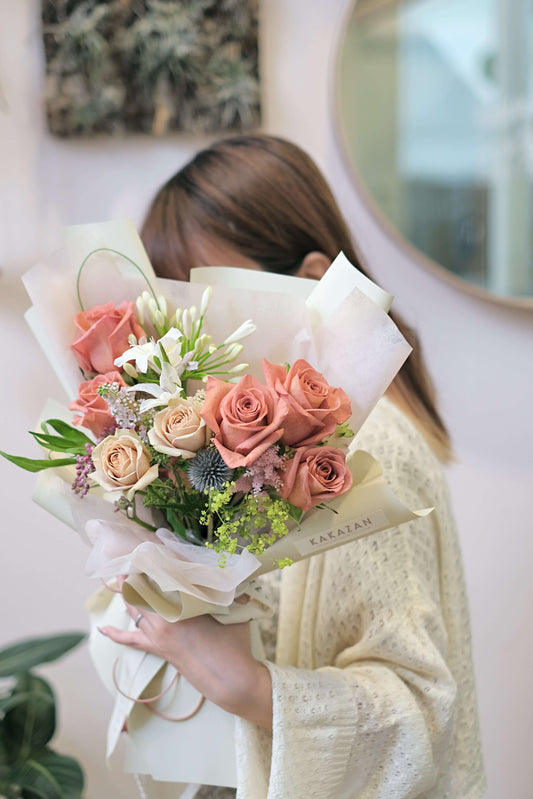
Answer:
[75,247,161,311]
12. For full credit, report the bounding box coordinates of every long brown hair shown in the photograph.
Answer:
[141,134,452,461]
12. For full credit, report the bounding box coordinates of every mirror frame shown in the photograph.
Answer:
[332,0,533,311]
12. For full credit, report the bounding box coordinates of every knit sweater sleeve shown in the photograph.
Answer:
[235,400,462,799]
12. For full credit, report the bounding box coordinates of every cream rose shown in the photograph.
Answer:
[148,399,208,459]
[91,429,159,499]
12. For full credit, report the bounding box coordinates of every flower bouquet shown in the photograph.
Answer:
[2,220,431,787]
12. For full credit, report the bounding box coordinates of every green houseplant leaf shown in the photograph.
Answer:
[0,633,86,678]
[0,633,85,798]
[8,748,84,799]
[4,674,56,753]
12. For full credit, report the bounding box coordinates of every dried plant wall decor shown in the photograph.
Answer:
[41,0,261,137]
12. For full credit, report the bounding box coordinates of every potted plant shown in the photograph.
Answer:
[0,632,86,798]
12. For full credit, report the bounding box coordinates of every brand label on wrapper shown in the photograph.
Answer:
[293,509,389,556]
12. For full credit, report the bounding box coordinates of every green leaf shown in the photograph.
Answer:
[334,422,355,439]
[8,754,63,799]
[287,503,303,524]
[0,634,86,678]
[5,675,55,751]
[29,433,86,456]
[0,726,15,768]
[0,452,78,473]
[16,749,84,799]
[165,509,187,537]
[41,420,93,447]
[0,690,52,716]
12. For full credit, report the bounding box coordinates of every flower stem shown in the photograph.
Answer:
[76,247,160,312]
[128,497,157,532]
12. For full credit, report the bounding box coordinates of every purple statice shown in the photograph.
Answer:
[98,384,147,438]
[72,443,95,496]
[233,446,284,496]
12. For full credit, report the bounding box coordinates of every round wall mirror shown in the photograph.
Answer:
[336,0,533,307]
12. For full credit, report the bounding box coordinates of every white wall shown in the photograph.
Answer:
[1,1,532,797]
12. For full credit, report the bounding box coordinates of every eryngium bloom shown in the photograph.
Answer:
[188,447,233,492]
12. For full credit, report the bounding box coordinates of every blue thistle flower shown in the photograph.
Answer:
[188,447,233,492]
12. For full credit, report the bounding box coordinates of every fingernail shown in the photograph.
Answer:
[98,626,109,636]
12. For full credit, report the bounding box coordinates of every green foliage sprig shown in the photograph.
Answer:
[201,483,293,559]
[0,421,93,473]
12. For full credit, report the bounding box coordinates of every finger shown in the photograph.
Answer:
[123,603,142,621]
[235,593,250,605]
[124,606,148,629]
[122,602,159,627]
[98,625,149,649]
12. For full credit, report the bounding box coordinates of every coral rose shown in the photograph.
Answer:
[68,371,124,438]
[148,399,208,459]
[201,374,288,468]
[91,429,159,499]
[262,359,351,447]
[71,301,145,375]
[279,445,353,512]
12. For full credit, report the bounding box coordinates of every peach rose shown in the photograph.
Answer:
[262,359,352,447]
[71,301,145,375]
[148,399,208,459]
[91,429,159,499]
[279,445,353,512]
[68,371,125,437]
[201,375,288,468]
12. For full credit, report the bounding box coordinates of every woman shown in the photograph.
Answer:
[100,135,485,799]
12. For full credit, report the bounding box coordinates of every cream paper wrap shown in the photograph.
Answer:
[22,220,430,787]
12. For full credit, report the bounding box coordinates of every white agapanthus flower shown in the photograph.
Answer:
[200,286,212,317]
[223,320,256,345]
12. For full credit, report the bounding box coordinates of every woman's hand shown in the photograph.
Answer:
[99,602,273,731]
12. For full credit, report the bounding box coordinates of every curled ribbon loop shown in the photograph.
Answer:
[112,659,205,722]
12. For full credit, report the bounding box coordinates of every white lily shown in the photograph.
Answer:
[177,350,199,374]
[136,363,184,412]
[157,328,184,368]
[114,338,157,374]
[138,387,184,412]
[160,362,183,393]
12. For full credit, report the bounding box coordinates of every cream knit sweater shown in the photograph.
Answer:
[233,398,486,799]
